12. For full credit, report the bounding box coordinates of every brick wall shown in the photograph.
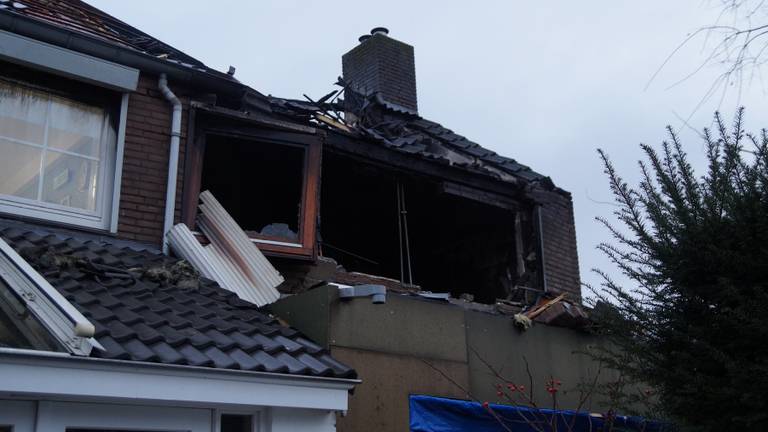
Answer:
[539,190,581,299]
[342,33,418,112]
[116,73,189,246]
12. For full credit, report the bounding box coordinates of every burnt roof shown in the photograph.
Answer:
[0,0,231,77]
[269,90,558,193]
[3,0,560,194]
[0,224,356,379]
[2,0,201,66]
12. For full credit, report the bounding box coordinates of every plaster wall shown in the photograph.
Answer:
[273,286,610,432]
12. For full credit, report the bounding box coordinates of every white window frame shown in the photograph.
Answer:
[35,401,212,432]
[0,82,128,232]
[0,237,100,355]
[0,30,137,233]
[215,408,264,432]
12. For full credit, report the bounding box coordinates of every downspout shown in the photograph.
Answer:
[159,74,182,254]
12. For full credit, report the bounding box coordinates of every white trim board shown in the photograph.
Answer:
[0,30,139,91]
[36,401,213,432]
[0,350,356,411]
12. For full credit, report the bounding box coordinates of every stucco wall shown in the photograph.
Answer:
[272,286,608,432]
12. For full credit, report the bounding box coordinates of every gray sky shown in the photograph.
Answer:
[90,0,766,293]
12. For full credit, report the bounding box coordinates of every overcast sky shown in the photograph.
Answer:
[90,0,765,293]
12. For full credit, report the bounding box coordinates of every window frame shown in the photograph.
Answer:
[0,77,128,232]
[0,237,100,355]
[35,401,212,432]
[183,111,321,260]
[215,409,263,432]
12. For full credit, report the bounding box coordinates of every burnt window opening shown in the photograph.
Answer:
[321,152,543,304]
[200,134,306,243]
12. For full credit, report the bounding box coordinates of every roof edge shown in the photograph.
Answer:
[0,347,360,390]
[0,11,256,99]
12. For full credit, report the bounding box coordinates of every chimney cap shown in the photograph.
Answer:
[358,34,371,43]
[370,27,389,36]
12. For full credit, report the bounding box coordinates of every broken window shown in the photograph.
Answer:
[201,135,305,242]
[321,152,543,304]
[184,112,321,259]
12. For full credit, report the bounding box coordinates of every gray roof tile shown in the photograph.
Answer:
[0,225,356,379]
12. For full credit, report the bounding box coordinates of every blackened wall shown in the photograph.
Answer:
[117,73,189,245]
[539,191,581,299]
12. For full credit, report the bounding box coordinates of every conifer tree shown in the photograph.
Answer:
[591,109,768,431]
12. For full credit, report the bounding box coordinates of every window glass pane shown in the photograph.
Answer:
[221,414,253,432]
[42,151,99,211]
[47,96,104,158]
[0,81,47,144]
[0,139,41,200]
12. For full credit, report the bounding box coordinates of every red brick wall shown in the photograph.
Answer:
[539,191,581,299]
[116,73,189,245]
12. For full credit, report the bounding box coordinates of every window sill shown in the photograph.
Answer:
[192,232,315,261]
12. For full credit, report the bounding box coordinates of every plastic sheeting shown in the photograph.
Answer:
[409,395,668,432]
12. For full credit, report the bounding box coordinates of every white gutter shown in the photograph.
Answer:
[158,73,182,254]
[0,350,358,411]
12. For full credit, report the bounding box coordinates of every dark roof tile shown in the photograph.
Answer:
[0,225,356,379]
[122,339,159,362]
[106,320,136,342]
[252,351,289,373]
[203,346,238,369]
[150,341,185,364]
[270,92,553,191]
[97,336,130,360]
[204,329,237,351]
[177,345,213,367]
[274,352,310,375]
[296,353,333,376]
[228,348,261,370]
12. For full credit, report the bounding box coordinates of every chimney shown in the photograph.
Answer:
[342,27,418,112]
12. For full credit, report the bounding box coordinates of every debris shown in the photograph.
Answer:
[459,293,475,302]
[513,313,532,330]
[537,301,590,328]
[142,261,199,290]
[315,113,351,132]
[525,292,567,320]
[259,223,298,241]
[415,291,451,300]
[167,191,283,306]
[331,269,420,294]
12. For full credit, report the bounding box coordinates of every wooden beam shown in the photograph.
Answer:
[324,131,531,202]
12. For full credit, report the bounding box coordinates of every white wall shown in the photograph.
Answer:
[0,399,340,432]
[270,407,337,432]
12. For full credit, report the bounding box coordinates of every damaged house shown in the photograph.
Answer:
[0,2,356,432]
[0,2,596,432]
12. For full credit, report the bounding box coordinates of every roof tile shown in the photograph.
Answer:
[0,225,356,379]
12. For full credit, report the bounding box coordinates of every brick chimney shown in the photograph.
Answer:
[342,27,418,112]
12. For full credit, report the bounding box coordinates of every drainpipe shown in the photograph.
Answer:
[159,74,182,254]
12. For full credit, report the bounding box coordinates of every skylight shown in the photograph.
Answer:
[0,237,100,356]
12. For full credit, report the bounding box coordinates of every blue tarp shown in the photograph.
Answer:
[409,395,668,432]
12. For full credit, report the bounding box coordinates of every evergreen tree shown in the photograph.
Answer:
[590,109,768,431]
